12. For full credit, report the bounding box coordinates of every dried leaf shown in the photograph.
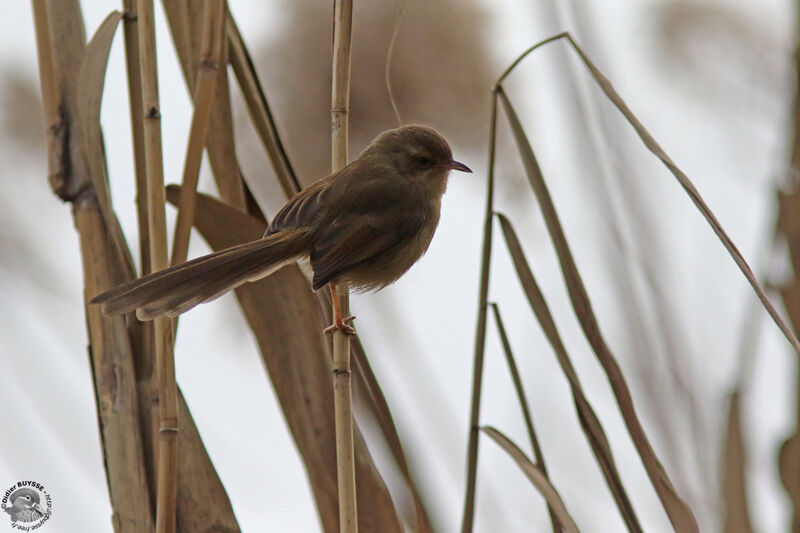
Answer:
[562,34,800,357]
[722,392,753,533]
[76,10,136,280]
[77,205,155,532]
[496,212,641,532]
[481,427,579,533]
[498,87,697,532]
[350,342,433,531]
[489,303,559,532]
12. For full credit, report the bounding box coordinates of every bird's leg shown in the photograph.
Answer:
[324,284,356,335]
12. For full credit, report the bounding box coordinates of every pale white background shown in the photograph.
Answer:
[0,1,794,532]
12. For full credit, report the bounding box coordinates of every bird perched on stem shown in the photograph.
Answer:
[91,125,471,334]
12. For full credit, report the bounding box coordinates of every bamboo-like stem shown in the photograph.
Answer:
[332,289,357,533]
[121,0,151,277]
[331,0,352,171]
[331,0,356,531]
[120,3,160,505]
[136,1,178,532]
[35,3,156,529]
[170,0,225,267]
[121,1,157,421]
[461,91,498,533]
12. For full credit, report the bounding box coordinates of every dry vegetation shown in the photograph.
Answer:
[20,0,800,531]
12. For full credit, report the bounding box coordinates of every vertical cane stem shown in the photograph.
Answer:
[136,1,178,532]
[461,91,499,533]
[170,0,225,268]
[331,0,356,531]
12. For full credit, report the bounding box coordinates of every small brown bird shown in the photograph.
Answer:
[91,125,471,334]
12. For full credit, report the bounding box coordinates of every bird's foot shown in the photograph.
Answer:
[324,315,356,336]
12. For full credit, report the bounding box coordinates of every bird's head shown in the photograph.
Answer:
[367,125,471,193]
[9,489,43,513]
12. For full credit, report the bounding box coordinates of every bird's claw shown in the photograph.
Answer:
[324,315,356,336]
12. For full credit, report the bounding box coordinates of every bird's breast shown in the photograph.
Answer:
[344,200,441,292]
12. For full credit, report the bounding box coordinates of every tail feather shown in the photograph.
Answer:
[91,230,310,319]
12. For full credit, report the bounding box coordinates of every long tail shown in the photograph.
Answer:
[91,229,311,320]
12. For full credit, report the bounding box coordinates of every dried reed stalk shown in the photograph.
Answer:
[161,0,246,211]
[498,85,696,531]
[121,0,151,276]
[170,0,225,266]
[136,1,178,531]
[33,3,154,530]
[496,212,641,531]
[493,31,800,530]
[331,0,357,531]
[461,92,498,533]
[119,7,159,480]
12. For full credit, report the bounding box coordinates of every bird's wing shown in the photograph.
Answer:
[309,208,425,290]
[265,177,332,236]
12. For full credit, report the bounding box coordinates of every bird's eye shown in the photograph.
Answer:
[416,155,433,166]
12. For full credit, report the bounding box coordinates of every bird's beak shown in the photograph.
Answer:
[449,160,472,173]
[33,503,45,514]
